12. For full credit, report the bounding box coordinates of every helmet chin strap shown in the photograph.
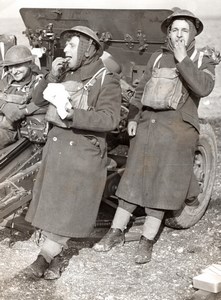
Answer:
[70,36,99,71]
[84,38,93,58]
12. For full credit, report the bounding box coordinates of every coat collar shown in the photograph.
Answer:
[161,42,196,58]
[80,59,104,81]
[64,59,104,82]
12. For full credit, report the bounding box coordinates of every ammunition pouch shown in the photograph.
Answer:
[141,67,183,110]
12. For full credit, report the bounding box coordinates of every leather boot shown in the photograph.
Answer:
[44,255,65,280]
[26,255,49,278]
[93,228,124,252]
[134,235,154,264]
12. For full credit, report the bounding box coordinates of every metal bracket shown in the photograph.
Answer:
[137,30,149,52]
[124,34,134,49]
[100,31,112,43]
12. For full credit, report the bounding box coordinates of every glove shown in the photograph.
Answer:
[1,103,26,122]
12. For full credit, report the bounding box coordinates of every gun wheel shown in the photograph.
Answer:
[164,121,217,229]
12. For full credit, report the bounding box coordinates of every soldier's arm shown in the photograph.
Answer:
[69,73,122,132]
[177,55,215,97]
[32,73,57,107]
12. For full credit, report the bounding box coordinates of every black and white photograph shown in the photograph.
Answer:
[0,0,221,299]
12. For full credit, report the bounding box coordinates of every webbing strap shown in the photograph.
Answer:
[153,48,203,69]
[197,51,204,68]
[190,49,204,68]
[0,42,5,60]
[153,53,163,69]
[84,67,107,90]
[190,49,198,61]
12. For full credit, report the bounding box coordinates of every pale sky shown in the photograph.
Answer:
[0,0,221,18]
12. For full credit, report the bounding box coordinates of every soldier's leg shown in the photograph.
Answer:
[93,199,136,252]
[135,208,165,264]
[27,231,69,279]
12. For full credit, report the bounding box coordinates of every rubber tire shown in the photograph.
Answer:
[164,121,217,229]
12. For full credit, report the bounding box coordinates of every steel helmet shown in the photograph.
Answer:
[3,45,33,67]
[161,9,204,36]
[60,25,102,52]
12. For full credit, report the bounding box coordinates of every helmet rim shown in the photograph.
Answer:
[3,56,33,67]
[60,25,102,53]
[2,45,33,67]
[161,9,204,36]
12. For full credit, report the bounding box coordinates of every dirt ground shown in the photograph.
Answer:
[0,17,221,300]
[0,131,221,300]
[0,100,221,299]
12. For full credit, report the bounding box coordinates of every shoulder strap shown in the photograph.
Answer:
[190,49,204,68]
[153,49,204,70]
[80,67,107,111]
[84,67,107,91]
[101,69,107,86]
[153,53,163,69]
[190,49,198,61]
[0,42,5,60]
[197,51,204,68]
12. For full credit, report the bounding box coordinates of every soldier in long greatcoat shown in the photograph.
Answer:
[25,26,121,279]
[93,9,216,264]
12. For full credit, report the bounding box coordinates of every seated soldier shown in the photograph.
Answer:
[0,45,43,149]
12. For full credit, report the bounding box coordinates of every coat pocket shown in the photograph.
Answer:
[83,134,106,158]
[180,111,200,133]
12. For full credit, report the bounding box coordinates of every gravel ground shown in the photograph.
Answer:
[0,118,221,300]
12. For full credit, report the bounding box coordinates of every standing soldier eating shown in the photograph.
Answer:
[25,26,121,279]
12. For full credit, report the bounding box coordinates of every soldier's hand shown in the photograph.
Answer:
[127,121,137,136]
[173,38,187,63]
[50,57,66,77]
[1,103,25,122]
[65,108,74,119]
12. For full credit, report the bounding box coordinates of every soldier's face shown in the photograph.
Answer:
[169,19,190,47]
[64,36,80,69]
[8,62,31,82]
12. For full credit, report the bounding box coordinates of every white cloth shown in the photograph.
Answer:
[43,83,72,119]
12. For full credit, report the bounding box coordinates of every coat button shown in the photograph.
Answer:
[53,137,57,141]
[151,119,156,123]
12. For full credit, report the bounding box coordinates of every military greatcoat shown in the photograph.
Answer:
[116,48,215,210]
[26,59,121,237]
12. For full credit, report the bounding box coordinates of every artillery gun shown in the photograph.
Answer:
[0,8,218,232]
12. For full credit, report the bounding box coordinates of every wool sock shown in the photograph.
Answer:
[142,215,162,241]
[111,207,132,231]
[39,238,63,263]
